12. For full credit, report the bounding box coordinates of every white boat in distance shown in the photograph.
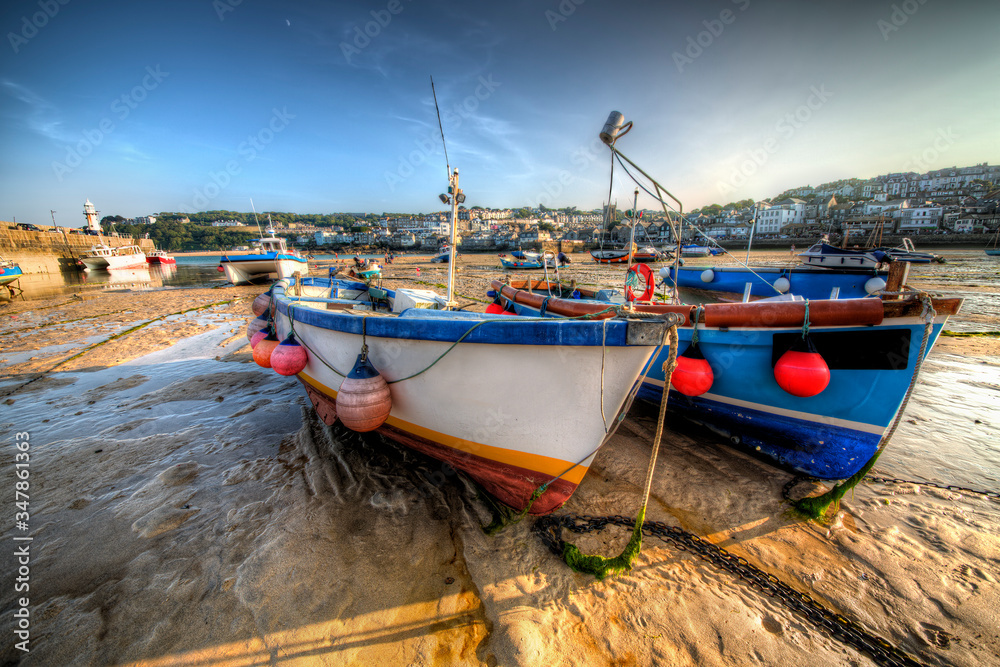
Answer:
[220,234,309,285]
[79,244,148,271]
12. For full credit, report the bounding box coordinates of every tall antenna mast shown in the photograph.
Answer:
[430,76,462,309]
[430,76,450,179]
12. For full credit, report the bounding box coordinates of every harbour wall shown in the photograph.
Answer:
[0,228,155,275]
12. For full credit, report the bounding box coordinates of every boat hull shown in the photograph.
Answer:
[985,249,1000,256]
[273,278,663,513]
[494,281,960,480]
[0,265,23,286]
[222,254,309,284]
[591,249,632,264]
[500,258,542,270]
[667,265,886,300]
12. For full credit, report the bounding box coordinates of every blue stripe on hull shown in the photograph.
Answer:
[637,384,881,478]
[670,267,882,300]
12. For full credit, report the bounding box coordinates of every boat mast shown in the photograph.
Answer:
[445,168,461,309]
[746,202,759,264]
[625,188,639,277]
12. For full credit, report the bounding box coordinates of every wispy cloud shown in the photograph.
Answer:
[1,79,73,143]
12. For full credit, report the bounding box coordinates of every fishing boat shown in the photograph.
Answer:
[876,238,942,264]
[220,233,308,285]
[490,278,961,480]
[632,246,662,263]
[348,260,382,281]
[431,244,451,263]
[79,244,147,270]
[797,242,890,269]
[146,249,176,265]
[254,166,673,515]
[492,109,964,481]
[985,228,1000,256]
[500,254,543,270]
[663,264,888,301]
[0,256,23,287]
[590,247,633,264]
[680,244,712,257]
[509,249,540,261]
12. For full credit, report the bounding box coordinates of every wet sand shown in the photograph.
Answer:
[0,252,997,666]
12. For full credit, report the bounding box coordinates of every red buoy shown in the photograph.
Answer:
[336,352,392,432]
[485,302,505,314]
[217,265,224,272]
[247,314,269,341]
[670,342,714,396]
[252,290,272,316]
[270,334,309,376]
[773,335,830,397]
[252,330,279,368]
[250,327,270,350]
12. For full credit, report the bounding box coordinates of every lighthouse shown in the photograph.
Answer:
[83,199,100,232]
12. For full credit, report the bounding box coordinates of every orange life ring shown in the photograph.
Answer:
[625,263,654,302]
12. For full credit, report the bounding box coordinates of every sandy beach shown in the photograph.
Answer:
[1,252,997,666]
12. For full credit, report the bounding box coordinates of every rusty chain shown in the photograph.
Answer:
[533,514,924,667]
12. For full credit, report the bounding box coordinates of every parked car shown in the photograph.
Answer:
[15,223,41,231]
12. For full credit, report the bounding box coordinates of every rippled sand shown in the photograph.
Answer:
[0,253,997,666]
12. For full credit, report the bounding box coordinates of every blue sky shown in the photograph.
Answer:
[1,0,997,225]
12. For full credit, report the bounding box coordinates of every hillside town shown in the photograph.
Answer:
[60,162,1000,252]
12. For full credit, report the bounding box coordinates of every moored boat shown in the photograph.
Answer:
[590,247,633,264]
[985,228,1000,256]
[262,274,671,514]
[500,255,543,270]
[798,242,890,269]
[146,249,176,265]
[875,238,942,264]
[79,244,147,270]
[680,244,711,257]
[632,246,662,262]
[0,256,23,287]
[491,278,961,480]
[221,233,309,285]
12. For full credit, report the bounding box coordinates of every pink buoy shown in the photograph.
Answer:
[252,330,280,368]
[485,302,505,314]
[336,352,392,432]
[271,334,309,376]
[247,314,269,341]
[670,342,714,397]
[250,327,271,350]
[252,290,272,316]
[774,335,830,397]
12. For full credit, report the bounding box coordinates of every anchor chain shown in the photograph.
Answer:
[533,515,924,667]
[782,473,1000,503]
[864,473,1000,501]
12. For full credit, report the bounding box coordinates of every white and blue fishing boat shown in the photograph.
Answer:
[797,242,890,269]
[663,264,888,301]
[500,254,543,270]
[984,229,999,256]
[220,232,308,285]
[680,244,712,257]
[251,167,675,515]
[492,279,961,480]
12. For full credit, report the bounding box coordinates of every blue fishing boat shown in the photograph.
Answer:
[220,233,308,285]
[0,256,23,288]
[500,255,543,270]
[663,264,888,301]
[491,279,962,480]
